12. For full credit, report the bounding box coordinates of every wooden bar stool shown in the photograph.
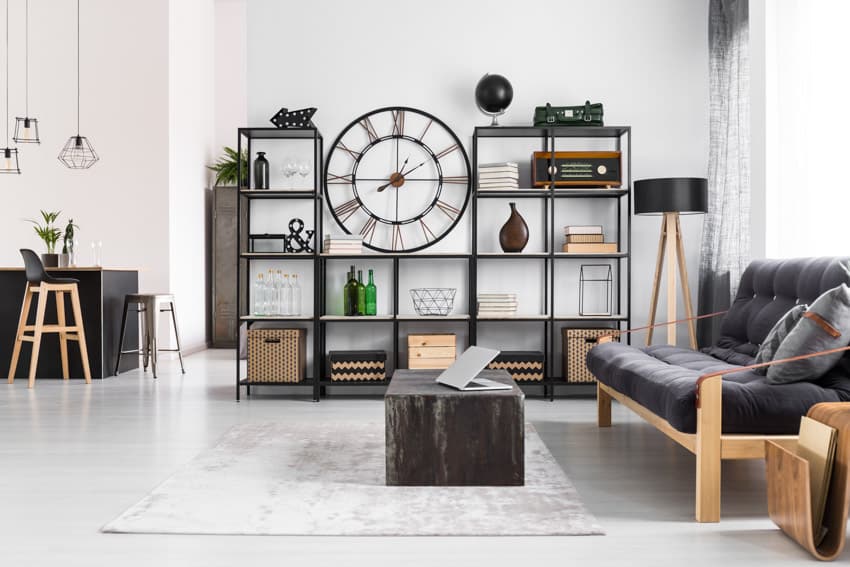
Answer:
[8,249,92,388]
[115,293,185,379]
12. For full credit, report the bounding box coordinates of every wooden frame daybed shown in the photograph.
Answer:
[595,315,850,523]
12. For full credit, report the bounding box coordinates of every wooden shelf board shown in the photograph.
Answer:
[240,315,313,321]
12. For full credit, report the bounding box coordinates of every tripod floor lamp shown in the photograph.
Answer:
[634,177,708,349]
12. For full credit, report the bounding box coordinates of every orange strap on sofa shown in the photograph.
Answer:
[596,311,728,344]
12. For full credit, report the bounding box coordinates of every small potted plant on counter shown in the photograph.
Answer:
[27,210,62,267]
[208,146,248,187]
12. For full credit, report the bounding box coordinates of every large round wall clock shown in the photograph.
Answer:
[324,106,471,253]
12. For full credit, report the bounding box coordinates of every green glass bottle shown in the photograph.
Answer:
[357,270,366,316]
[365,269,377,316]
[343,269,352,316]
[345,266,359,316]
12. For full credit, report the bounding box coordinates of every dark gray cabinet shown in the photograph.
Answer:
[212,186,239,347]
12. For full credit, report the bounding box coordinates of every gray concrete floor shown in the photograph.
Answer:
[0,349,825,566]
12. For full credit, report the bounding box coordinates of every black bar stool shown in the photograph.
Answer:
[115,293,186,378]
[8,249,92,388]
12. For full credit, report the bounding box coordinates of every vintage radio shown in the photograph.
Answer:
[532,151,621,188]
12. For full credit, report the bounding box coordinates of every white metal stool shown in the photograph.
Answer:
[115,293,185,378]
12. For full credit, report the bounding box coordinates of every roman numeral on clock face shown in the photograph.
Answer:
[359,117,379,142]
[419,219,437,243]
[327,172,353,184]
[435,199,461,220]
[392,110,405,137]
[442,175,468,185]
[434,144,459,160]
[391,225,404,251]
[337,141,361,161]
[333,198,361,222]
[360,217,378,243]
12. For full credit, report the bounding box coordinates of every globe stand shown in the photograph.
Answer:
[479,107,505,126]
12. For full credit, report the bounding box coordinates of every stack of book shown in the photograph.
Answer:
[477,292,518,317]
[478,162,519,191]
[563,225,617,253]
[323,234,363,254]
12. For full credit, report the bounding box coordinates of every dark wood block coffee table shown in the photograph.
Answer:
[385,369,524,486]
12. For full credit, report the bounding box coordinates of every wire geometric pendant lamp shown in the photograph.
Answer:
[1,0,20,174]
[58,0,98,169]
[13,0,38,144]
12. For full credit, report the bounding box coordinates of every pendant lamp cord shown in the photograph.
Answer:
[76,0,80,136]
[24,0,27,117]
[5,0,9,147]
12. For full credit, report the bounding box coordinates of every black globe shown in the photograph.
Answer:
[475,74,514,114]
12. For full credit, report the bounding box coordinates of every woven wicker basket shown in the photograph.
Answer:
[247,328,306,383]
[563,328,620,383]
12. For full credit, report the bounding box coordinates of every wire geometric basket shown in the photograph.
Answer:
[410,288,457,316]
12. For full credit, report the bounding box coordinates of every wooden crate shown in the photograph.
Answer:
[247,328,306,383]
[329,350,387,382]
[563,328,620,383]
[488,351,545,382]
[407,333,456,369]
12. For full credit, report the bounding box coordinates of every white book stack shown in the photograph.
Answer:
[323,234,363,254]
[478,162,519,191]
[478,292,518,317]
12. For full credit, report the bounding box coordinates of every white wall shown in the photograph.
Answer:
[0,0,170,292]
[169,0,216,352]
[245,0,710,348]
[214,0,246,153]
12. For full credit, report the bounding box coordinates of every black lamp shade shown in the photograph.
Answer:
[634,177,708,215]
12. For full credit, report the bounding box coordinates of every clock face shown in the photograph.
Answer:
[324,107,471,253]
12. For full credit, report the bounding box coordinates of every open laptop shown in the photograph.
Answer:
[435,346,513,391]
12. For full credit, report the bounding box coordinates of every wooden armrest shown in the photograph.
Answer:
[695,344,850,407]
[595,310,728,344]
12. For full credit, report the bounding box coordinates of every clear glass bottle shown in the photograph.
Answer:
[291,274,302,316]
[252,273,265,315]
[365,269,377,316]
[357,270,366,316]
[282,273,293,316]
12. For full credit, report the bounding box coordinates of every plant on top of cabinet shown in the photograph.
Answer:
[208,146,248,186]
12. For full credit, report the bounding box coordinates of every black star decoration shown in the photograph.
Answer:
[270,107,317,129]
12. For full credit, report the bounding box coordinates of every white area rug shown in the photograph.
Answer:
[102,422,603,536]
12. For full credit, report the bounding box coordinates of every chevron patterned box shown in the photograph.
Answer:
[487,351,545,382]
[329,351,387,382]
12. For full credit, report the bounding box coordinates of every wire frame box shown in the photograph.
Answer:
[579,264,613,316]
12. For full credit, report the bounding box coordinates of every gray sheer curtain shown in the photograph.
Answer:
[698,0,751,347]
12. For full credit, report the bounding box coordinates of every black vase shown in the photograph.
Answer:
[253,152,270,190]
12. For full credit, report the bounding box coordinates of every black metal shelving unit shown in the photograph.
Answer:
[235,124,630,401]
[236,127,323,401]
[471,125,632,399]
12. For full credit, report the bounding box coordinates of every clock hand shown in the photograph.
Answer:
[400,159,428,177]
[377,156,410,192]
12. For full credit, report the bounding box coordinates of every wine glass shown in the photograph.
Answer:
[297,159,312,179]
[282,156,298,179]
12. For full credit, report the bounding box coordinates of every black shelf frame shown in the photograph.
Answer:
[471,125,632,399]
[236,127,323,402]
[234,124,630,402]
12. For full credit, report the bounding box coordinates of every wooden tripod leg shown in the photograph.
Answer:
[69,286,92,384]
[675,215,698,349]
[28,288,49,389]
[646,215,668,345]
[56,291,70,380]
[8,283,33,383]
[665,213,679,345]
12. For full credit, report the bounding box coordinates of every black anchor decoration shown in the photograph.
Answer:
[270,107,317,129]
[285,218,314,253]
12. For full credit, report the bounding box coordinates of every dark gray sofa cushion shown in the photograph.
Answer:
[588,257,850,434]
[587,341,850,434]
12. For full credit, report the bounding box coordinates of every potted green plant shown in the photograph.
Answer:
[208,146,248,187]
[60,219,80,267]
[27,210,62,267]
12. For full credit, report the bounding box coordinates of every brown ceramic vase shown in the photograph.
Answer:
[498,202,529,252]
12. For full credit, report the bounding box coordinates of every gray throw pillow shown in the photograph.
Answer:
[753,304,807,374]
[767,284,850,384]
